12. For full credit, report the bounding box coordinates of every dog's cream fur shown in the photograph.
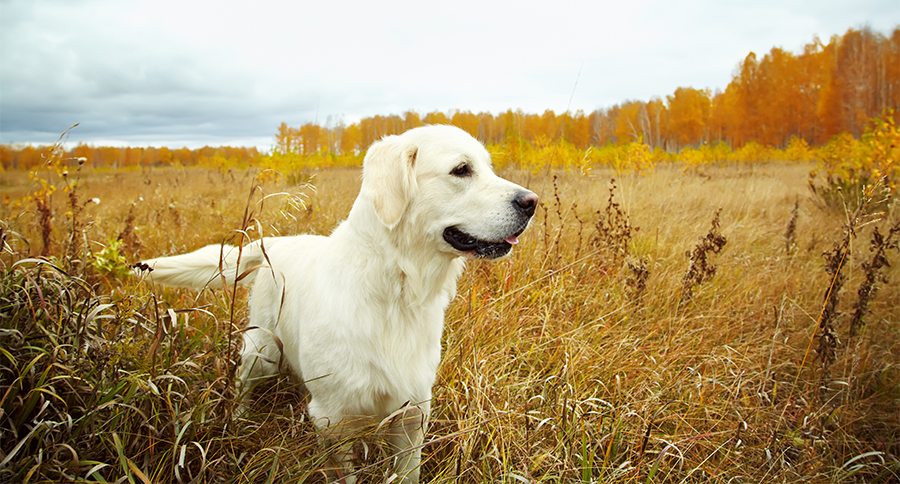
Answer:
[139,125,536,482]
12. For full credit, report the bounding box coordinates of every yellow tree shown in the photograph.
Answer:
[450,111,480,137]
[275,122,299,154]
[756,47,799,146]
[666,87,711,148]
[423,111,450,125]
[612,102,646,144]
[299,123,322,155]
[795,39,827,143]
[817,36,843,141]
[477,111,500,143]
[561,110,591,149]
[402,111,423,130]
[734,52,763,146]
[340,123,362,155]
[888,29,900,113]
[833,28,885,136]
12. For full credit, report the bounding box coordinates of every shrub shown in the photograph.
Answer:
[810,112,899,209]
[92,238,131,278]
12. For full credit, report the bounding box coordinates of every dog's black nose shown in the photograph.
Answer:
[513,191,538,217]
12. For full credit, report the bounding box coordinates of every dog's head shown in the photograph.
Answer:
[360,125,537,259]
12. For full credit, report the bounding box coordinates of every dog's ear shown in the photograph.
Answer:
[361,135,418,229]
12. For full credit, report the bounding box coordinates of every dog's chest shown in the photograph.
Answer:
[359,296,445,399]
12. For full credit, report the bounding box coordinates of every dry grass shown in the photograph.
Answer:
[1,163,898,482]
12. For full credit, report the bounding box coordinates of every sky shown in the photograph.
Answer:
[1,0,898,149]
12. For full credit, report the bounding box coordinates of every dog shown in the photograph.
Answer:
[139,125,537,482]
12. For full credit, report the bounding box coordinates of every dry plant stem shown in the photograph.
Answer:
[221,184,265,415]
[625,256,650,306]
[32,124,82,258]
[36,197,52,256]
[63,160,88,270]
[849,220,900,338]
[785,199,799,255]
[572,202,585,261]
[680,209,727,305]
[591,178,636,266]
[118,202,142,256]
[539,175,564,270]
[816,236,849,394]
[811,193,874,398]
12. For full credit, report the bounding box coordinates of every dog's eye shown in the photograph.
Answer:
[450,163,472,177]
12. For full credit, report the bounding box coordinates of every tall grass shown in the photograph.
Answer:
[0,162,898,482]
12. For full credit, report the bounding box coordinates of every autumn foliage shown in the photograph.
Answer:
[1,26,897,177]
[266,27,899,154]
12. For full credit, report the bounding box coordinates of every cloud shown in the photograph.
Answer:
[1,0,897,147]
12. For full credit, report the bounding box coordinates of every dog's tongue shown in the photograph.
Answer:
[504,235,519,245]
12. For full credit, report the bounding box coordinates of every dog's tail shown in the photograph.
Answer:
[136,240,269,290]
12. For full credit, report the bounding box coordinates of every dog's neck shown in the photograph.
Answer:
[340,196,466,308]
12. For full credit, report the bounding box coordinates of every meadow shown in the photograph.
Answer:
[1,160,898,482]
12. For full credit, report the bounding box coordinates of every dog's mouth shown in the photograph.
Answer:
[442,226,525,259]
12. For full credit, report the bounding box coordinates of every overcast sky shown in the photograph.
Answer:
[1,0,897,149]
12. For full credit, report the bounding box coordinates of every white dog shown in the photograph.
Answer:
[139,125,537,482]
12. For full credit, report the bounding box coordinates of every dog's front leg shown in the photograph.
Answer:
[308,399,359,484]
[386,401,429,483]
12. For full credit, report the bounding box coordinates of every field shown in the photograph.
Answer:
[1,162,898,482]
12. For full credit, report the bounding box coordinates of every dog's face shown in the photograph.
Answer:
[361,125,538,259]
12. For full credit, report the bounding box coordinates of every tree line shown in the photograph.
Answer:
[1,26,897,171]
[0,145,261,171]
[273,26,899,155]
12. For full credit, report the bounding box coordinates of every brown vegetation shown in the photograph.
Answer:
[1,161,897,482]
